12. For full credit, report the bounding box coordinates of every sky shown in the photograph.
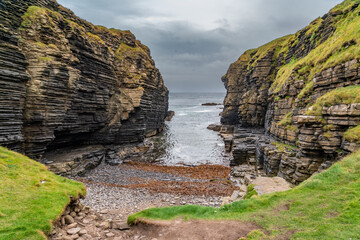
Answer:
[57,0,342,93]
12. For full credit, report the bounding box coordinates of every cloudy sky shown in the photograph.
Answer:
[57,0,342,93]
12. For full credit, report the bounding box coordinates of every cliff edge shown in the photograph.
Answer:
[222,0,360,184]
[0,0,168,163]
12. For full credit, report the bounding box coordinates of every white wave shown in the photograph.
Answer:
[193,110,215,113]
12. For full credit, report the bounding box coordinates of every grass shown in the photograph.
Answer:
[306,85,360,116]
[272,141,297,153]
[86,32,106,45]
[21,6,106,49]
[128,149,360,239]
[20,6,153,69]
[116,43,147,59]
[37,57,52,62]
[243,184,258,199]
[331,0,359,12]
[277,111,293,127]
[271,0,360,95]
[20,6,46,29]
[247,35,294,70]
[224,0,360,101]
[0,147,86,240]
[344,125,360,143]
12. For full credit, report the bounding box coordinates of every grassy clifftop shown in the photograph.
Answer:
[223,0,360,104]
[0,147,86,240]
[129,149,360,239]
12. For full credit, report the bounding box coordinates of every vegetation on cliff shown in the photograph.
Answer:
[270,0,360,96]
[129,149,360,239]
[221,0,360,182]
[306,85,360,116]
[223,0,360,109]
[0,1,168,159]
[0,147,86,240]
[344,125,360,143]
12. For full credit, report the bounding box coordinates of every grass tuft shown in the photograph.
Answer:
[344,125,360,143]
[240,229,267,240]
[277,111,293,127]
[243,184,258,199]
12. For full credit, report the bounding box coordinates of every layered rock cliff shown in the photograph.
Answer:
[222,0,360,184]
[0,1,168,163]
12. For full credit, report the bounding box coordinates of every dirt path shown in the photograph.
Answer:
[123,219,260,240]
[51,205,261,240]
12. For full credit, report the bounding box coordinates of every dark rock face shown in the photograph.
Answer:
[0,1,168,161]
[222,1,360,184]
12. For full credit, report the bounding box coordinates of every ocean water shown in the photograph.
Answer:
[149,92,229,166]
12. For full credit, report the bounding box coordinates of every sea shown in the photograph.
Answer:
[149,92,229,166]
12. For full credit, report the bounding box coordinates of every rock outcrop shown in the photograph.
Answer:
[222,0,360,184]
[0,0,168,165]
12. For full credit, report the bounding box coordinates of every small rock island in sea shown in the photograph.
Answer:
[201,102,222,106]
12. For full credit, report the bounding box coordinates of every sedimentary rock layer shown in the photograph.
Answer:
[0,0,168,160]
[222,0,360,183]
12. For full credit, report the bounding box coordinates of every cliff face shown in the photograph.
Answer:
[0,0,168,160]
[222,0,360,184]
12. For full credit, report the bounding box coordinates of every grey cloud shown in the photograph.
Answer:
[57,0,343,93]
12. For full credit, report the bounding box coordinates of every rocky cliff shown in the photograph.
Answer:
[222,0,360,184]
[0,1,168,164]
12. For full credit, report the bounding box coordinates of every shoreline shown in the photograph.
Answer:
[50,161,237,239]
[78,161,238,214]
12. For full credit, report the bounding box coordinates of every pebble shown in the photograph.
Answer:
[106,232,115,238]
[80,163,223,214]
[99,221,111,230]
[64,215,75,225]
[67,227,81,235]
[68,223,78,228]
[115,222,130,231]
[78,229,87,236]
[70,234,79,239]
[82,218,91,224]
[50,161,227,240]
[100,210,108,214]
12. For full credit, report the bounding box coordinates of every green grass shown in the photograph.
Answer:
[272,141,297,153]
[306,85,360,116]
[116,42,147,59]
[344,125,360,143]
[20,6,46,29]
[331,0,359,12]
[243,184,258,199]
[271,0,360,95]
[86,32,106,45]
[21,6,106,49]
[277,111,293,127]
[247,35,294,70]
[37,57,52,62]
[128,149,360,239]
[224,0,360,100]
[0,147,86,240]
